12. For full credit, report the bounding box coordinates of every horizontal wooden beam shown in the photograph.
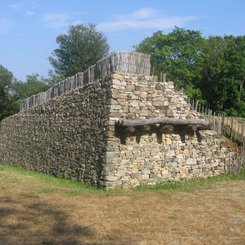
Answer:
[117,117,210,128]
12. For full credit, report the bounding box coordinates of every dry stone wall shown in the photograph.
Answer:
[0,52,240,188]
[104,73,239,188]
[0,78,112,185]
[20,52,151,111]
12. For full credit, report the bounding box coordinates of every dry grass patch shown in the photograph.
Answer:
[0,163,245,245]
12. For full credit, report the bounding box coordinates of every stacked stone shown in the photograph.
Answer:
[0,52,240,189]
[103,73,238,188]
[108,73,200,121]
[20,52,150,111]
[1,78,113,186]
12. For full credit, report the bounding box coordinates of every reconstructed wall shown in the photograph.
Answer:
[104,74,238,188]
[0,52,239,188]
[0,78,111,185]
[0,52,150,186]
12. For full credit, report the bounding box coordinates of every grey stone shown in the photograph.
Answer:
[170,143,177,150]
[186,158,197,165]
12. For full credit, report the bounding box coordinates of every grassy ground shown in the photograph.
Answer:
[0,163,245,245]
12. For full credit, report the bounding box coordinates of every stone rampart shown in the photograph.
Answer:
[104,74,238,188]
[0,52,240,188]
[20,52,150,111]
[1,77,111,185]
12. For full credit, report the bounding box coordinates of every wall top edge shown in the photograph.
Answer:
[20,52,151,112]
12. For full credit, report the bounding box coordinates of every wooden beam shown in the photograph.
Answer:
[118,117,210,128]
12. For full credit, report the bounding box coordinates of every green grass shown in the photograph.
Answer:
[0,163,99,194]
[135,169,245,192]
[1,162,244,194]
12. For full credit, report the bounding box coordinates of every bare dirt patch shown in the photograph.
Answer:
[0,165,244,245]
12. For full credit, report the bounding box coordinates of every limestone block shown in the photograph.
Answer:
[186,158,197,165]
[111,73,125,80]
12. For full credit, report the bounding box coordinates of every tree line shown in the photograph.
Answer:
[135,27,245,117]
[0,25,244,121]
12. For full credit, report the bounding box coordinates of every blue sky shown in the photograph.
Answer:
[0,0,244,81]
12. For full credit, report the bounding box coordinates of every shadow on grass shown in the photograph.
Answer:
[0,194,127,245]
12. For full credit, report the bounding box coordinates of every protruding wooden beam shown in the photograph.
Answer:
[118,117,210,128]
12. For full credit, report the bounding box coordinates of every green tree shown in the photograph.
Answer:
[201,35,245,116]
[135,27,244,117]
[135,27,206,100]
[0,65,19,120]
[49,24,110,83]
[11,73,49,100]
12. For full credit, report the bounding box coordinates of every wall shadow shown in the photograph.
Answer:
[115,124,201,144]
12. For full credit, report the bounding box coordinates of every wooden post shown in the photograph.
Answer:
[241,124,245,164]
[230,117,234,140]
[242,125,245,164]
[152,67,155,76]
[221,113,224,135]
[208,109,212,124]
[234,119,237,140]
[242,124,245,139]
[218,115,221,135]
[213,111,216,131]
[195,100,199,111]
[238,123,241,138]
[199,104,203,114]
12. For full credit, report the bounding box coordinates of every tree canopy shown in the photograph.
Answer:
[200,36,245,116]
[0,65,19,120]
[0,68,49,121]
[135,27,245,117]
[49,24,110,83]
[11,73,49,100]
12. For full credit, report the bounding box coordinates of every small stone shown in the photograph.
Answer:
[170,143,177,150]
[186,158,197,165]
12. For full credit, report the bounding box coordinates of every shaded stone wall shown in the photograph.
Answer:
[0,78,112,185]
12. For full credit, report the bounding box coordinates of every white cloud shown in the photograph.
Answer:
[42,13,70,29]
[41,12,84,30]
[26,10,35,16]
[128,8,157,19]
[0,18,12,34]
[10,3,21,11]
[98,8,196,32]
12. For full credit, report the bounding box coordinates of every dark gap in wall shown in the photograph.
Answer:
[196,130,202,142]
[115,124,199,144]
[135,129,142,144]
